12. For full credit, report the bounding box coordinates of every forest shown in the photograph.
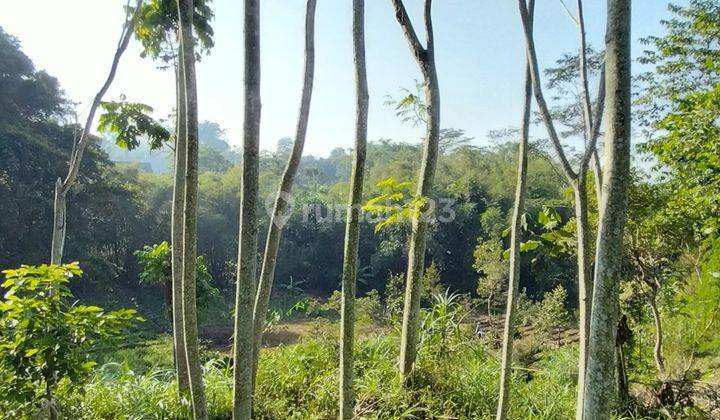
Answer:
[0,0,719,419]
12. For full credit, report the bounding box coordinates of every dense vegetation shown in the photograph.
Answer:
[1,0,719,418]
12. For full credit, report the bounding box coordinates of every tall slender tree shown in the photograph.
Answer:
[130,0,214,396]
[251,0,317,393]
[495,2,534,418]
[517,2,604,413]
[50,0,143,265]
[177,0,208,418]
[232,0,261,417]
[389,0,442,378]
[339,0,369,417]
[583,0,632,417]
[172,55,190,394]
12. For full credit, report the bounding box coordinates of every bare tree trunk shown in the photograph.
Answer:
[389,0,442,379]
[575,0,605,206]
[233,0,261,417]
[574,180,592,419]
[496,3,534,417]
[177,0,207,418]
[517,3,605,415]
[172,60,191,395]
[251,0,317,394]
[50,1,143,265]
[647,295,665,375]
[583,0,632,417]
[339,1,369,417]
[50,180,67,265]
[615,345,629,403]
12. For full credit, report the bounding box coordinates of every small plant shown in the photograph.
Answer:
[420,291,469,358]
[356,289,383,325]
[534,285,570,346]
[0,263,141,418]
[474,239,508,319]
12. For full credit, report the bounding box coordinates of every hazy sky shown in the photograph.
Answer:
[2,1,672,157]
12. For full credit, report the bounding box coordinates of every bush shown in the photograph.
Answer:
[0,263,141,417]
[534,285,570,345]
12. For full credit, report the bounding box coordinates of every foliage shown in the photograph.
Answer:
[508,206,576,262]
[637,0,720,237]
[134,242,219,310]
[420,291,470,358]
[362,177,426,233]
[542,46,605,140]
[0,264,140,414]
[384,263,443,320]
[45,330,584,419]
[534,285,570,344]
[474,238,507,313]
[132,0,215,63]
[384,80,427,126]
[664,239,720,366]
[98,98,171,151]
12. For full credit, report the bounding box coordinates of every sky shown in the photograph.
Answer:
[2,0,674,157]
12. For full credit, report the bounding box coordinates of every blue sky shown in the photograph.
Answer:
[2,0,673,157]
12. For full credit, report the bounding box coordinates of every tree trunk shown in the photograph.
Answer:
[50,1,142,265]
[339,1,369,417]
[177,0,207,418]
[233,0,261,417]
[172,59,190,395]
[251,0,317,394]
[574,180,592,419]
[575,0,605,207]
[50,180,66,265]
[647,295,665,375]
[583,0,632,417]
[517,3,605,415]
[389,0,442,379]
[615,345,629,403]
[495,3,533,416]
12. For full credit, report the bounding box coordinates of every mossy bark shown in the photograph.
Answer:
[574,180,592,419]
[339,1,369,417]
[583,0,632,417]
[232,0,261,418]
[172,59,190,395]
[251,0,316,395]
[389,0,442,379]
[177,0,208,418]
[495,4,534,418]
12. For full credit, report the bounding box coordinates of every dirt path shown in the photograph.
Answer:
[200,319,318,349]
[200,315,580,349]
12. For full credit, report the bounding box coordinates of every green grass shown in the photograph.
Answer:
[49,330,582,419]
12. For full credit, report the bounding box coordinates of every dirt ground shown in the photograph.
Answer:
[199,315,580,350]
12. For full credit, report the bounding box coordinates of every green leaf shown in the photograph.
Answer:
[520,240,541,252]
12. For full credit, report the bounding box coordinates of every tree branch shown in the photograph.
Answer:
[518,0,577,183]
[558,0,579,25]
[390,0,426,62]
[423,0,434,52]
[61,0,144,194]
[581,64,606,175]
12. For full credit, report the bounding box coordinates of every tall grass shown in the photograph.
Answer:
[47,328,580,419]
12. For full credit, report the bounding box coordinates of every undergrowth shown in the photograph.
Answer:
[41,332,582,419]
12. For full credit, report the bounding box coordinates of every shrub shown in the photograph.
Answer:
[0,263,141,417]
[534,285,570,345]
